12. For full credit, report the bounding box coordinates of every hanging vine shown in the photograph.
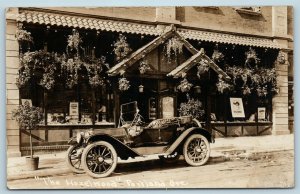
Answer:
[224,65,278,96]
[164,37,184,63]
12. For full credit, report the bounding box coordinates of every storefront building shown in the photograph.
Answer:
[6,7,293,156]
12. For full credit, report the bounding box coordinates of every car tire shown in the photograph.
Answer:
[159,152,180,164]
[81,141,118,178]
[66,145,85,174]
[183,134,210,166]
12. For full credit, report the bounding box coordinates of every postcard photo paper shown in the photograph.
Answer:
[6,6,294,189]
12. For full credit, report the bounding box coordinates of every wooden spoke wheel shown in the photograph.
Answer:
[66,145,85,174]
[183,134,210,166]
[82,141,117,178]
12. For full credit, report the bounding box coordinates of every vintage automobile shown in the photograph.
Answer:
[66,101,213,178]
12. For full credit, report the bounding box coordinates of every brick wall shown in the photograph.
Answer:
[178,6,272,36]
[6,8,21,156]
[44,7,157,23]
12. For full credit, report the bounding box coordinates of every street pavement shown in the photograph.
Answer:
[7,134,294,181]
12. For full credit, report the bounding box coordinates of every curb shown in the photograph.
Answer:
[7,168,72,181]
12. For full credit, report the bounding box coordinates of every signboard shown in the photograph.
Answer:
[161,96,174,118]
[69,102,79,116]
[258,107,266,120]
[230,98,245,118]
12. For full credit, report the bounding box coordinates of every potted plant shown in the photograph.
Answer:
[12,101,43,170]
[179,97,205,120]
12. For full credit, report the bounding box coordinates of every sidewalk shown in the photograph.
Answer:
[7,134,294,181]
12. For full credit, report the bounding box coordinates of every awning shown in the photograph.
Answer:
[17,10,161,36]
[17,11,282,49]
[178,28,281,49]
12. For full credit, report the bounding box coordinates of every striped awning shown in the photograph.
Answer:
[178,28,281,49]
[17,10,161,36]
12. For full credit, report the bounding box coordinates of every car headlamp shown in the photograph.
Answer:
[84,131,92,139]
[76,132,84,144]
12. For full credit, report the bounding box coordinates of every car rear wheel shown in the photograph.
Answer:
[82,141,117,178]
[66,145,85,174]
[183,134,210,166]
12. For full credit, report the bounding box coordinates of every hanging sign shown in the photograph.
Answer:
[230,98,245,118]
[258,107,266,120]
[69,102,79,116]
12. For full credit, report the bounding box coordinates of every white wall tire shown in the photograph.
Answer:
[81,141,118,178]
[183,134,210,166]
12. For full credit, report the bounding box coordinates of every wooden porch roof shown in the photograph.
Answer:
[167,48,231,81]
[107,25,230,81]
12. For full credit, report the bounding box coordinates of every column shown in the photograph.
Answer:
[272,6,290,135]
[6,8,22,156]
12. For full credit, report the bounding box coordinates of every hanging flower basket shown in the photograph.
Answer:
[118,77,130,91]
[15,28,33,44]
[216,76,233,94]
[67,29,82,52]
[242,85,252,96]
[84,56,108,88]
[256,85,268,97]
[177,78,193,93]
[196,61,210,78]
[277,51,286,64]
[114,34,132,61]
[139,60,150,74]
[245,47,260,66]
[212,49,224,63]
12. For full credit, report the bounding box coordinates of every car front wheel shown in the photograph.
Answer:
[183,134,210,166]
[81,141,118,178]
[66,145,85,174]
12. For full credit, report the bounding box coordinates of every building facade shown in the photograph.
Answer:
[6,6,293,157]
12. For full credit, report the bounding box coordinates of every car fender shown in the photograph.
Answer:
[164,127,212,155]
[87,134,141,159]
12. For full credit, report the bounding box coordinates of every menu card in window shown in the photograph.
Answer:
[69,102,79,116]
[258,107,266,120]
[230,98,245,118]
